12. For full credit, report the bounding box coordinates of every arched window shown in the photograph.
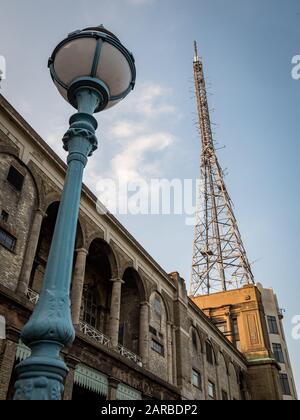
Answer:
[83,286,99,329]
[206,341,214,365]
[154,296,162,318]
[119,268,143,354]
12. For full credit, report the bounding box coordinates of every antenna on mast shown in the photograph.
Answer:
[190,42,254,296]
[194,41,199,62]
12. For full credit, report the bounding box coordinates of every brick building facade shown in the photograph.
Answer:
[0,94,288,400]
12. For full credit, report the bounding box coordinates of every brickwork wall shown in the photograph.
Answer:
[0,339,17,400]
[0,153,37,291]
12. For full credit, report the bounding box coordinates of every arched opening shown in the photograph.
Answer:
[81,239,113,335]
[190,327,203,398]
[29,202,83,294]
[119,268,143,355]
[29,202,59,293]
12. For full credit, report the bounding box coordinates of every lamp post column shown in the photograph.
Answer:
[14,88,100,401]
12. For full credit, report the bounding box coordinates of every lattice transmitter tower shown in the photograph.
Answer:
[190,42,254,296]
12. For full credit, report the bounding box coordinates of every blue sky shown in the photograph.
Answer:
[0,0,299,395]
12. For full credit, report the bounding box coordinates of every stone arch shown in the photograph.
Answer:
[136,269,152,302]
[211,341,221,366]
[205,338,217,365]
[0,140,20,157]
[119,267,146,354]
[161,290,173,324]
[190,325,202,350]
[29,201,84,293]
[81,238,118,335]
[195,326,206,354]
[219,351,229,374]
[85,230,104,248]
[122,267,144,290]
[221,351,231,375]
[196,328,208,355]
[85,236,119,279]
[43,191,62,211]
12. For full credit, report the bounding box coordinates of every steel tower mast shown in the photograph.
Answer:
[190,42,254,296]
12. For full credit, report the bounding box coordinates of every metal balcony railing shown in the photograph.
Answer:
[25,303,142,368]
[78,321,111,347]
[27,289,40,305]
[117,345,142,367]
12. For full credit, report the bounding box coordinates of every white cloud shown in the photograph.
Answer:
[43,81,179,211]
[110,131,175,183]
[133,83,177,118]
[109,120,145,139]
[101,82,178,185]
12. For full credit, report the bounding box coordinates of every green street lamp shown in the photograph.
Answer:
[14,25,136,400]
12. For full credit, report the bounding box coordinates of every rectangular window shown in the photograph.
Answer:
[279,374,291,396]
[151,339,164,356]
[267,316,279,335]
[0,229,16,251]
[0,211,9,222]
[208,381,216,400]
[222,390,229,400]
[149,326,157,336]
[272,343,285,364]
[0,210,9,222]
[192,370,202,389]
[7,166,25,191]
[206,342,214,365]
